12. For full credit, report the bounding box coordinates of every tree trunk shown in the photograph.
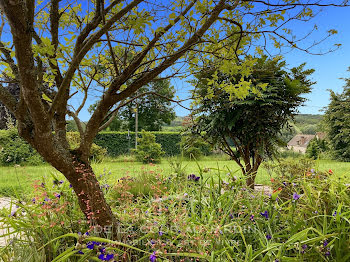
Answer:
[66,158,118,234]
[246,171,256,190]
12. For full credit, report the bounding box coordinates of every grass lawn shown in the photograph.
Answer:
[0,157,349,197]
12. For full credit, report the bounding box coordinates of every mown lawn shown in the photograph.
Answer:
[0,157,349,197]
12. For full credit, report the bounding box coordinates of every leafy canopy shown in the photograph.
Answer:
[190,55,314,184]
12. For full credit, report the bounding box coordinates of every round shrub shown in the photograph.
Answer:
[133,130,164,163]
[0,129,43,165]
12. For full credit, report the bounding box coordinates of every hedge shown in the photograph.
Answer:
[0,130,182,162]
[94,131,181,156]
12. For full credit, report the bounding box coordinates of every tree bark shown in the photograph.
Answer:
[67,156,118,233]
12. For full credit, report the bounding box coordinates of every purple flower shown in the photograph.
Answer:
[282,181,287,186]
[323,240,328,247]
[333,211,340,217]
[293,193,300,200]
[69,184,72,188]
[158,231,163,236]
[150,240,155,245]
[54,193,61,198]
[59,180,64,184]
[250,214,255,221]
[311,169,315,174]
[32,198,36,204]
[302,244,308,250]
[266,234,272,240]
[260,211,269,219]
[98,253,114,261]
[325,251,330,256]
[87,241,99,250]
[187,174,200,181]
[150,251,157,262]
[78,250,84,255]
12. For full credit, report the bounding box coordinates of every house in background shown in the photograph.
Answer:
[287,134,316,154]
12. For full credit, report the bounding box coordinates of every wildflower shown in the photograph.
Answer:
[98,253,114,261]
[150,251,157,262]
[187,174,200,181]
[282,181,287,186]
[325,251,330,256]
[32,198,36,204]
[87,241,99,250]
[54,193,61,198]
[250,214,255,221]
[301,244,307,254]
[328,169,333,174]
[69,184,72,188]
[158,231,163,236]
[260,210,269,219]
[266,234,272,240]
[333,211,338,217]
[41,182,45,188]
[311,168,315,173]
[44,197,50,202]
[150,240,155,245]
[270,178,275,182]
[293,193,300,200]
[183,193,188,197]
[9,210,16,217]
[323,240,328,247]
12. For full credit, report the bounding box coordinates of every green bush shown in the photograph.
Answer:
[180,134,211,158]
[66,132,107,163]
[0,129,44,166]
[94,131,181,156]
[306,138,329,159]
[133,130,164,163]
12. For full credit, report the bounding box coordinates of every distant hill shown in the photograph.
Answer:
[162,116,185,132]
[280,114,324,143]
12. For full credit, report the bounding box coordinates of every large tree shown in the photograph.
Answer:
[190,56,314,188]
[0,0,347,232]
[324,68,350,161]
[89,79,176,131]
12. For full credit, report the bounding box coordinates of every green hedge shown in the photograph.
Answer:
[94,131,181,156]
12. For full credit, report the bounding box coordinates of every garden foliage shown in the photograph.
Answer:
[94,131,181,157]
[0,129,43,165]
[133,130,165,163]
[1,160,349,261]
[190,56,314,188]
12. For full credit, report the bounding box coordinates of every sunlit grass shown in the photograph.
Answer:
[0,157,349,197]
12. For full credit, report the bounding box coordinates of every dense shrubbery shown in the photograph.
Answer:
[94,131,182,156]
[1,159,349,261]
[133,131,164,163]
[0,129,43,166]
[67,132,107,163]
[306,138,329,159]
[180,134,211,158]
